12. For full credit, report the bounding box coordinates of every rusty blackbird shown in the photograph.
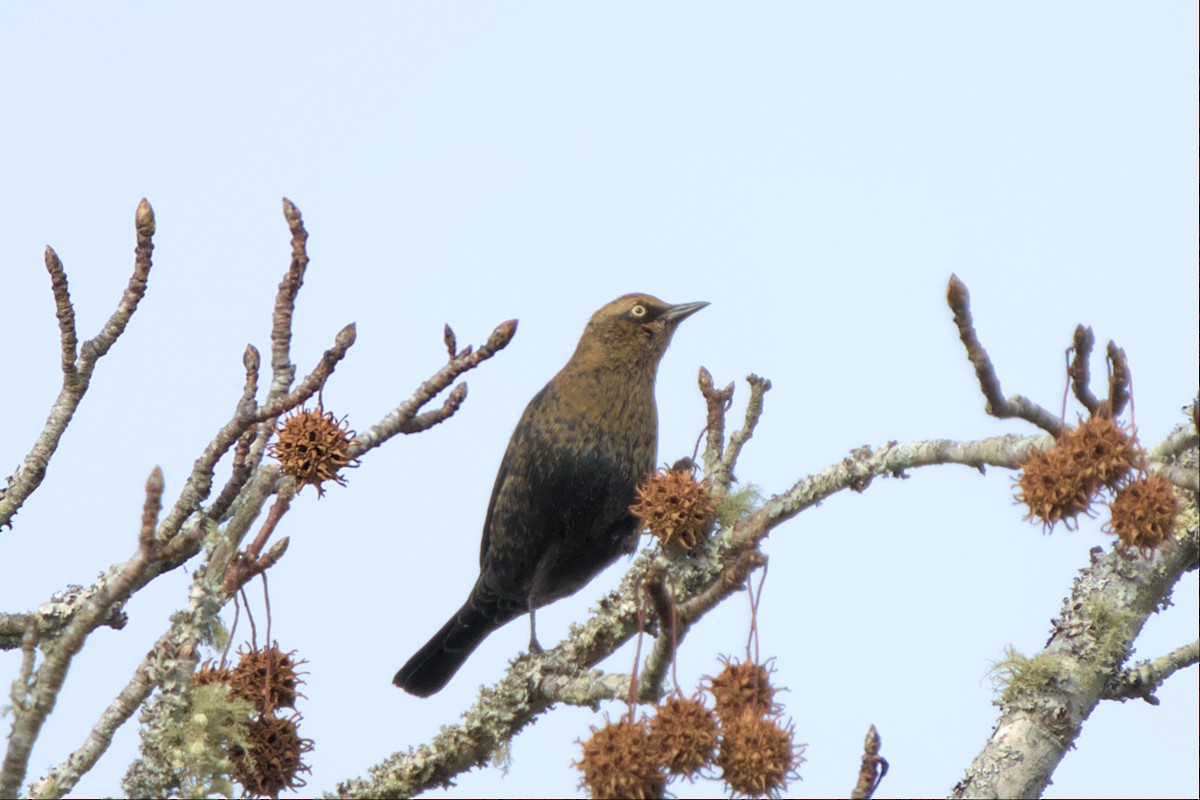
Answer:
[394,293,707,696]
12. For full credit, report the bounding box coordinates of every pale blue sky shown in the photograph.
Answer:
[1,4,1196,798]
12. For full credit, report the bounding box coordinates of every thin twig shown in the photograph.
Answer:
[1068,325,1098,414]
[946,274,1062,436]
[1103,639,1199,705]
[1,201,157,530]
[155,324,355,544]
[697,366,734,489]
[849,724,887,800]
[716,374,771,494]
[139,467,164,551]
[1100,341,1131,420]
[44,247,78,378]
[351,319,517,456]
[268,198,308,402]
[0,587,128,653]
[223,480,295,597]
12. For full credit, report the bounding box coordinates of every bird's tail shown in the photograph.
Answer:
[393,589,522,697]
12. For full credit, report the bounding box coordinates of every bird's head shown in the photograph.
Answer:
[569,293,708,371]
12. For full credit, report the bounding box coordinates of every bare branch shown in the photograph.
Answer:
[14,621,37,710]
[398,382,468,434]
[1147,424,1199,461]
[268,197,309,402]
[1068,325,1098,414]
[946,274,1062,436]
[716,374,771,492]
[697,366,734,489]
[84,199,155,361]
[540,671,631,706]
[1103,639,1200,705]
[1151,463,1200,494]
[351,319,517,457]
[1,201,157,530]
[0,584,129,653]
[138,467,164,550]
[951,527,1199,798]
[11,201,504,797]
[850,724,887,800]
[206,428,256,522]
[1100,341,1131,420]
[223,479,295,596]
[0,520,206,797]
[44,247,77,378]
[26,626,189,799]
[639,546,767,701]
[155,324,355,543]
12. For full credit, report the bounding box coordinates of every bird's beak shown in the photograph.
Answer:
[662,301,709,324]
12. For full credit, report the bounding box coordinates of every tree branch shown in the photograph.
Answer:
[849,724,887,800]
[946,274,1062,436]
[6,200,517,798]
[951,521,1199,798]
[1102,639,1200,705]
[0,586,128,653]
[350,319,517,457]
[1,200,156,531]
[0,471,206,797]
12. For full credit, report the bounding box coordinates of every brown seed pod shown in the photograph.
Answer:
[268,405,358,496]
[193,659,233,688]
[717,708,802,799]
[648,694,720,778]
[706,656,780,722]
[1016,416,1139,531]
[630,465,716,551]
[1016,445,1094,530]
[1060,416,1137,493]
[230,643,306,715]
[1105,474,1180,554]
[231,712,313,798]
[575,715,666,800]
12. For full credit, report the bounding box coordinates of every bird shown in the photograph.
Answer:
[394,293,708,697]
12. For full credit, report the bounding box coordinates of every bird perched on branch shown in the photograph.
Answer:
[394,293,708,697]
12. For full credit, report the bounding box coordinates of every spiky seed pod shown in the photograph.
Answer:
[649,694,720,778]
[1016,416,1139,531]
[1060,416,1137,492]
[717,708,803,799]
[268,405,358,496]
[1016,444,1094,530]
[706,657,780,722]
[1105,474,1180,554]
[575,716,666,800]
[630,465,716,551]
[230,643,306,715]
[193,660,233,688]
[231,712,312,798]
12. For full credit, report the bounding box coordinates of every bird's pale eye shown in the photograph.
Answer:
[629,304,647,318]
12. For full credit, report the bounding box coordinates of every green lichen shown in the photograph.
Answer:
[124,681,255,799]
[1080,596,1138,664]
[989,646,1061,706]
[715,484,762,529]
